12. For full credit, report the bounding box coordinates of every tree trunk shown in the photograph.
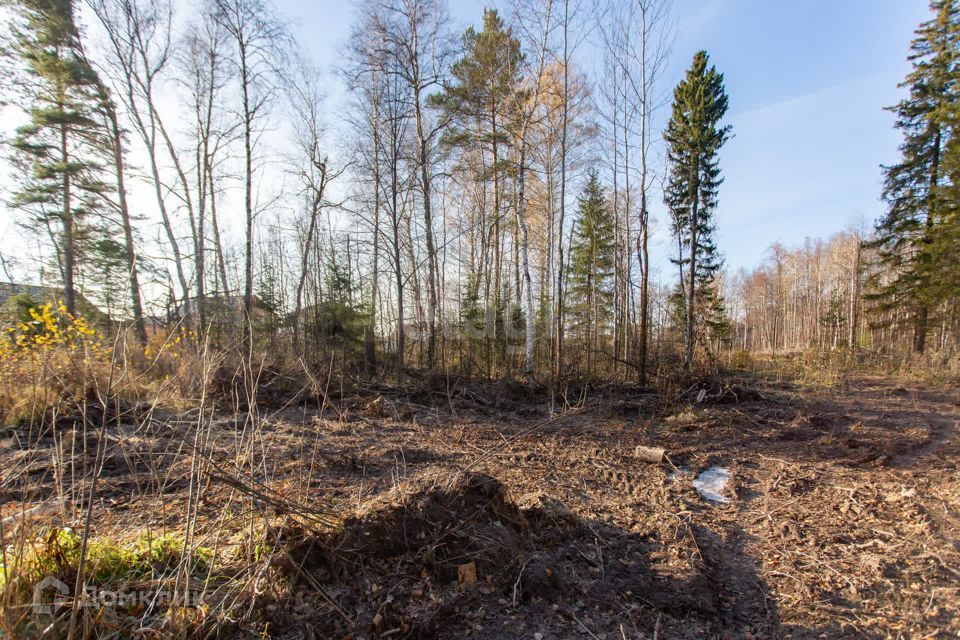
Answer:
[207,163,231,295]
[295,194,322,348]
[392,138,404,381]
[849,238,861,350]
[413,88,438,369]
[195,163,207,332]
[553,0,569,382]
[365,101,382,376]
[155,114,202,327]
[685,196,699,372]
[105,100,147,344]
[915,126,941,354]
[60,120,76,316]
[515,141,535,377]
[491,103,504,375]
[638,202,649,384]
[637,3,651,385]
[240,44,255,319]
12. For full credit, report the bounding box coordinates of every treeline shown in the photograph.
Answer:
[730,228,959,361]
[1,0,958,385]
[729,233,865,355]
[730,1,960,365]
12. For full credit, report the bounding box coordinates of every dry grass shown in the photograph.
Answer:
[0,305,957,638]
[0,306,334,639]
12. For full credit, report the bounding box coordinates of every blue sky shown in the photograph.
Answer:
[274,0,928,275]
[669,0,928,272]
[0,0,931,286]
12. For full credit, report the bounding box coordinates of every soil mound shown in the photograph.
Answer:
[335,471,529,581]
[270,472,745,638]
[276,473,572,636]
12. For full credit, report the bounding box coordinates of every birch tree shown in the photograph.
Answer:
[212,0,287,317]
[87,0,192,307]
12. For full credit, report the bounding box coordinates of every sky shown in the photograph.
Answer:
[0,0,933,287]
[670,0,928,273]
[272,0,929,275]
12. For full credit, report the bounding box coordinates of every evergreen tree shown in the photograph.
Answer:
[87,235,128,318]
[872,0,960,353]
[5,0,109,315]
[667,281,731,356]
[568,169,616,371]
[663,50,730,371]
[313,248,366,356]
[433,9,523,371]
[938,130,960,298]
[433,9,523,154]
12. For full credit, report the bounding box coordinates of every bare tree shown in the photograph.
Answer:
[74,34,149,343]
[344,37,387,375]
[288,62,345,347]
[370,0,454,369]
[98,88,148,344]
[348,2,413,380]
[597,0,671,382]
[212,0,287,318]
[87,0,192,306]
[553,0,588,380]
[180,6,238,325]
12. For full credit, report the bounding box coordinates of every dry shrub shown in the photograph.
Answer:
[728,349,753,370]
[0,303,236,428]
[0,302,113,428]
[140,326,223,406]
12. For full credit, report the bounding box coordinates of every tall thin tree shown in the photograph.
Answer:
[7,0,107,315]
[663,50,730,372]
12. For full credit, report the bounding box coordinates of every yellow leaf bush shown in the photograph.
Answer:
[0,301,108,426]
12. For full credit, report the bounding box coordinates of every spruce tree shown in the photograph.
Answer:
[663,50,730,371]
[568,169,616,371]
[872,0,960,353]
[5,0,108,315]
[937,131,960,299]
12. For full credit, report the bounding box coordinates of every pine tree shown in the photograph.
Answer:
[433,9,523,153]
[568,169,616,372]
[5,0,109,315]
[872,0,960,353]
[663,50,731,371]
[433,9,523,372]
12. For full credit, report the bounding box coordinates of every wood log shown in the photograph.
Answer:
[634,446,666,464]
[458,561,477,586]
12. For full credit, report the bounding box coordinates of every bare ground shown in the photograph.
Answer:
[2,373,959,639]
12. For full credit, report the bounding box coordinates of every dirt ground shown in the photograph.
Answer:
[3,372,959,639]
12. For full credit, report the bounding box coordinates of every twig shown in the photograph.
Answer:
[512,556,533,606]
[570,609,601,640]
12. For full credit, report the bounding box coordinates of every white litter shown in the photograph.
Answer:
[693,467,731,503]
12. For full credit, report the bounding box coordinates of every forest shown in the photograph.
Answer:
[0,0,958,637]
